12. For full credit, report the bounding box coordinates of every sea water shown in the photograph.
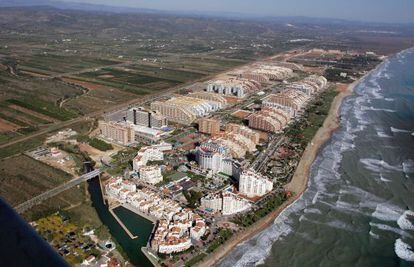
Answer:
[219,48,414,267]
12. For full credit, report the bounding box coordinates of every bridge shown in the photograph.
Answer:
[14,169,101,214]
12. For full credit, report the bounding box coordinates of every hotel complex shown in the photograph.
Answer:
[196,140,236,176]
[126,107,167,130]
[151,95,225,125]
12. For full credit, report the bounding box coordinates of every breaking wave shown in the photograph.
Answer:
[395,239,414,262]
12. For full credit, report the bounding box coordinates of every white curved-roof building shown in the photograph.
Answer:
[151,96,223,125]
[241,65,293,83]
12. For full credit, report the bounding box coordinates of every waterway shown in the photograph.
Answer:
[219,48,414,266]
[87,177,154,266]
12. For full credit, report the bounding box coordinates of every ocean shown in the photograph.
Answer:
[219,48,414,267]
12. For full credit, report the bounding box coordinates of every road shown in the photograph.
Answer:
[14,169,101,214]
[250,135,287,172]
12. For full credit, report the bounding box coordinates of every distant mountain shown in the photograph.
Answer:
[0,0,160,13]
[1,0,413,27]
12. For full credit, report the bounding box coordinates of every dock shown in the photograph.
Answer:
[109,205,138,239]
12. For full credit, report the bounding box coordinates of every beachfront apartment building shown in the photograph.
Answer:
[98,120,135,146]
[248,107,291,133]
[200,190,251,215]
[200,193,222,212]
[286,75,328,96]
[239,169,273,198]
[222,192,251,215]
[262,89,310,117]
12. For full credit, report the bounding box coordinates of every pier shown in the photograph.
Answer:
[109,205,138,239]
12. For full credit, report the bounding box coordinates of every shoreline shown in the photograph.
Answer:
[198,68,377,267]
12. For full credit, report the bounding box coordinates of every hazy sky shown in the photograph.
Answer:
[66,0,414,23]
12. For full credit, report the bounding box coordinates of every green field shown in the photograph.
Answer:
[19,54,121,75]
[6,98,79,121]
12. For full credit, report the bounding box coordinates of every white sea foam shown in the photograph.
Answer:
[370,222,413,238]
[304,208,322,215]
[365,86,385,99]
[397,210,414,231]
[368,107,396,112]
[360,158,403,173]
[311,191,319,204]
[390,127,411,133]
[384,98,395,102]
[372,203,404,222]
[377,131,392,138]
[395,238,414,262]
[325,219,362,232]
[375,126,392,138]
[361,105,393,112]
[379,173,392,182]
[369,230,380,239]
[402,160,414,173]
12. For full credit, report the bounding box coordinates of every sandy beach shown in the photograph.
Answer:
[198,76,367,267]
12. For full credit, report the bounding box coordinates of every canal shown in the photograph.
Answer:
[87,176,154,266]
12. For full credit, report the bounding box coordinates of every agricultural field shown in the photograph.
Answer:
[18,54,121,76]
[0,155,72,207]
[0,96,78,145]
